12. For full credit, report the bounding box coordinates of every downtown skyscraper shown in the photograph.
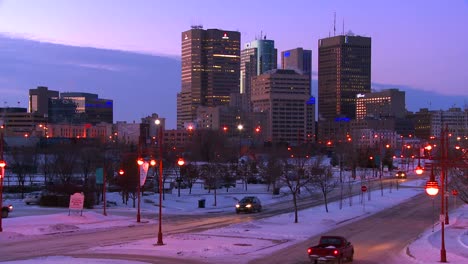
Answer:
[281,47,315,142]
[177,26,241,129]
[318,35,371,141]
[240,36,277,112]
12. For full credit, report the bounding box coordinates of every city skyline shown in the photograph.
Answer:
[0,0,467,128]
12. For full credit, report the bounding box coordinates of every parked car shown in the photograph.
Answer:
[2,204,13,218]
[395,171,406,179]
[23,191,43,205]
[307,235,354,263]
[235,196,262,214]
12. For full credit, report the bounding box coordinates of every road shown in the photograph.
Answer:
[0,178,435,263]
[250,192,437,264]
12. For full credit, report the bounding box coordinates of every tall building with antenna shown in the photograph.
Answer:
[317,34,372,142]
[177,26,241,129]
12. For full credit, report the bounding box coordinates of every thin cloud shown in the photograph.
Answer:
[68,62,123,72]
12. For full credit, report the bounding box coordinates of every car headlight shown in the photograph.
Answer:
[235,204,240,208]
[246,204,252,208]
[8,205,13,211]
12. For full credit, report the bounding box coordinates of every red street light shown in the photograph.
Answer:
[177,158,185,167]
[0,160,6,232]
[118,169,125,175]
[425,180,439,196]
[415,163,424,175]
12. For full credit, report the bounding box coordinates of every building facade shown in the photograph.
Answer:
[281,48,312,77]
[177,26,241,129]
[318,35,371,141]
[251,69,312,145]
[28,86,59,117]
[61,92,113,124]
[414,107,467,141]
[282,47,315,141]
[356,89,406,119]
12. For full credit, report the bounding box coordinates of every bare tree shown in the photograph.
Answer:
[181,163,199,194]
[199,163,222,206]
[309,156,339,213]
[257,149,284,193]
[118,152,138,206]
[278,145,315,223]
[448,168,467,204]
[8,146,37,198]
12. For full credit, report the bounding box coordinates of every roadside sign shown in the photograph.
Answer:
[439,214,445,223]
[96,167,103,184]
[361,186,367,192]
[69,192,85,216]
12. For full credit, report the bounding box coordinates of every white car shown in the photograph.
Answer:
[23,191,43,205]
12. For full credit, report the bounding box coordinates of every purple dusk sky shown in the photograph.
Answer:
[0,0,467,96]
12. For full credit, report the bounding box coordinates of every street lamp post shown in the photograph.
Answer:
[0,160,6,232]
[415,144,424,175]
[177,158,185,197]
[0,124,5,232]
[431,128,449,262]
[425,165,439,233]
[155,119,164,246]
[237,124,243,158]
[136,158,144,223]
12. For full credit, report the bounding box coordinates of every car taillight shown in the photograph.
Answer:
[307,248,312,254]
[333,249,339,255]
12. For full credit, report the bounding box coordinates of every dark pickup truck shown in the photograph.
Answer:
[307,236,354,263]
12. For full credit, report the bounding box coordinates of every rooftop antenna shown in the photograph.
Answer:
[342,19,345,35]
[333,12,336,36]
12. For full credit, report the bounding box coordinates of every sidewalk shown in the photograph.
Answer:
[405,204,468,263]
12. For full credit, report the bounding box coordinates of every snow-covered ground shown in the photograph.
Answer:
[1,179,466,264]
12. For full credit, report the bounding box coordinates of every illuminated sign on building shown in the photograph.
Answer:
[284,51,290,57]
[306,97,316,105]
[222,33,229,40]
[357,93,365,98]
[335,117,350,122]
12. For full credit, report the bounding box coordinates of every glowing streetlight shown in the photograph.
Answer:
[176,158,185,197]
[425,167,439,196]
[155,119,164,246]
[0,160,6,232]
[136,158,144,223]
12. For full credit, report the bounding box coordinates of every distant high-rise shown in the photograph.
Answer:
[281,48,312,77]
[28,86,59,117]
[281,47,315,141]
[61,92,113,124]
[356,89,406,120]
[251,69,312,145]
[318,35,371,141]
[245,37,277,75]
[177,26,241,129]
[240,36,277,112]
